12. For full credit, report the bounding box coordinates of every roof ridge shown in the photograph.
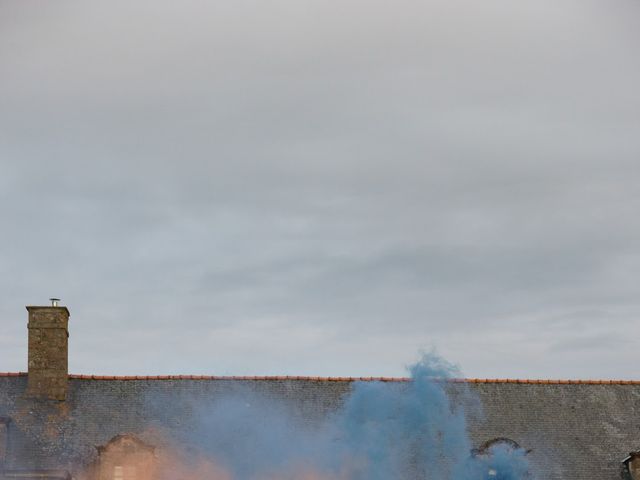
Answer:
[2,372,640,384]
[64,374,412,382]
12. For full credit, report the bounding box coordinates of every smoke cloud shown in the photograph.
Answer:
[146,354,530,479]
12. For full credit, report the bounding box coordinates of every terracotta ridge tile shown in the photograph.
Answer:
[29,374,635,384]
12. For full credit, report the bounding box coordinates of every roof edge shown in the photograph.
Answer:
[3,372,640,384]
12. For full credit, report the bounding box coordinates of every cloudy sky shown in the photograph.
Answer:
[1,0,639,379]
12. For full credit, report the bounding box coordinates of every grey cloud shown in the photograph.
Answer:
[1,0,639,378]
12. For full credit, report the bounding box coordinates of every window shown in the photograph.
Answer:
[97,434,156,480]
[472,438,530,479]
[113,464,137,480]
[622,451,640,479]
[113,466,124,480]
[473,437,526,456]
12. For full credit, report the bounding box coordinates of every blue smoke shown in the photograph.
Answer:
[460,444,530,480]
[159,353,531,479]
[332,353,530,479]
[334,353,470,479]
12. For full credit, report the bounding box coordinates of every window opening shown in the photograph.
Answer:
[113,466,123,480]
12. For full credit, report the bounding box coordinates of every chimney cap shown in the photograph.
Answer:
[26,304,70,315]
[49,298,61,307]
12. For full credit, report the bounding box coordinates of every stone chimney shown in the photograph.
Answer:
[26,302,70,401]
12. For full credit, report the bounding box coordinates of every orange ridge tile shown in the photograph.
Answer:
[1,372,636,384]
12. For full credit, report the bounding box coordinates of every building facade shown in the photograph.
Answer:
[1,304,639,479]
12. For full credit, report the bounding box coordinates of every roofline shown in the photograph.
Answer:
[2,372,640,384]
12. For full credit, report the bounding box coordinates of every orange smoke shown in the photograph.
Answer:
[88,431,364,480]
[155,450,233,480]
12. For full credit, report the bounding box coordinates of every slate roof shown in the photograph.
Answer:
[1,373,639,479]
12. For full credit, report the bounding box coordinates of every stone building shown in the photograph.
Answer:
[1,303,640,479]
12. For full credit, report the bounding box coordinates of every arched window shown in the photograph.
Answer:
[471,438,531,479]
[622,451,640,480]
[473,437,530,457]
[95,434,155,480]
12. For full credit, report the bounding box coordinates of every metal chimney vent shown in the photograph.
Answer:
[49,298,60,307]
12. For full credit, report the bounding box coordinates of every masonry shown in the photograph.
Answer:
[25,306,69,401]
[1,303,640,480]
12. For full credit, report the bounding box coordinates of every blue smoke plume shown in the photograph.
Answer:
[157,353,531,479]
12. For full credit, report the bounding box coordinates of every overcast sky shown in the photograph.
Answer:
[1,0,639,378]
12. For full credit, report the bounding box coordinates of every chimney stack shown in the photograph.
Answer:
[26,301,70,401]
